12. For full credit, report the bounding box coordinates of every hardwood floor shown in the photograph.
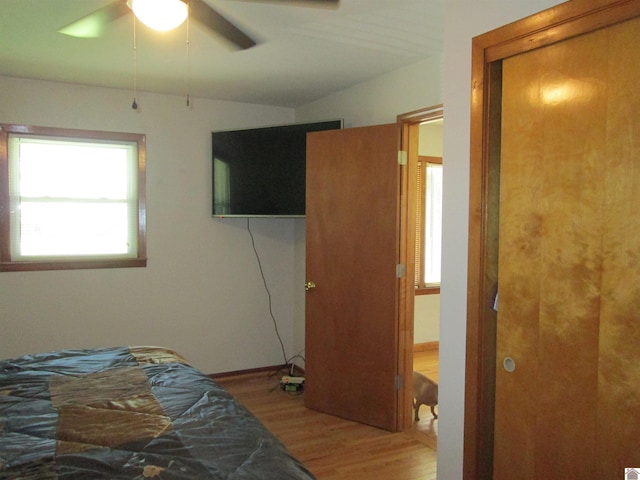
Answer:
[414,346,440,381]
[215,348,439,480]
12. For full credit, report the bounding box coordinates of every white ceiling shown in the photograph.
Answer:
[0,0,443,108]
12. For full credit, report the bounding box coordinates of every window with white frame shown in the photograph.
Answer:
[0,124,146,272]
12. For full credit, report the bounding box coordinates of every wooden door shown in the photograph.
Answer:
[304,124,401,431]
[494,15,640,479]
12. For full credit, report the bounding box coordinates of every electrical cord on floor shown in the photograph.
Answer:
[286,353,306,376]
[267,352,307,379]
[247,218,289,368]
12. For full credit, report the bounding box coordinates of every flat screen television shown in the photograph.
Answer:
[212,119,343,217]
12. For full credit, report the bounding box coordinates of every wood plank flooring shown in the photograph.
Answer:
[215,348,439,480]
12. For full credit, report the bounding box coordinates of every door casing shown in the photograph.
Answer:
[397,105,444,431]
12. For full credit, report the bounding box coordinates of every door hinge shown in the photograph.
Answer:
[395,375,404,391]
[396,263,406,278]
[398,150,407,165]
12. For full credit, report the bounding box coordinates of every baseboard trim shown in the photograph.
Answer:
[413,341,439,352]
[209,363,305,379]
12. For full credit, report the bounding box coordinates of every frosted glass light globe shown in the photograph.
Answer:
[129,0,188,31]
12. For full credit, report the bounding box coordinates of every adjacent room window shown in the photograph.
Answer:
[0,124,146,272]
[415,155,443,292]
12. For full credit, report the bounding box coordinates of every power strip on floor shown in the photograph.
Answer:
[280,376,305,392]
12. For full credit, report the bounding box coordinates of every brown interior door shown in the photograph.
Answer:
[495,16,640,479]
[304,124,400,431]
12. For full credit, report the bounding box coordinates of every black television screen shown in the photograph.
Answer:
[212,119,342,217]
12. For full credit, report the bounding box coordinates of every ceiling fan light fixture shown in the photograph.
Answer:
[129,0,188,31]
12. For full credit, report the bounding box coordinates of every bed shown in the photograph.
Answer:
[0,346,315,479]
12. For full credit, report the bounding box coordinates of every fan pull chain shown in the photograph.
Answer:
[186,11,191,108]
[132,15,138,110]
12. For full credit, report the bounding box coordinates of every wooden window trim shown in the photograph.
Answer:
[0,124,147,272]
[415,286,441,296]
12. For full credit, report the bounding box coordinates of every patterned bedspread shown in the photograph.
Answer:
[0,346,315,479]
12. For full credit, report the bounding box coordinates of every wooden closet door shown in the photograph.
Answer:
[495,16,640,479]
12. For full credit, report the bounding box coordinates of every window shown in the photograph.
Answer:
[0,124,146,272]
[415,156,443,292]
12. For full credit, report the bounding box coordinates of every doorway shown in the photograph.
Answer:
[303,108,445,437]
[465,1,640,478]
[398,105,443,444]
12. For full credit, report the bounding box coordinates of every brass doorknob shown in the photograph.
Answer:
[305,281,316,291]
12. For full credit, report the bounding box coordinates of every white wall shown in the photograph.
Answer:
[414,294,440,343]
[0,75,297,374]
[438,1,563,478]
[420,120,443,157]
[296,55,443,128]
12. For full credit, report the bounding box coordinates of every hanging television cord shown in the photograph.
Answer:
[247,218,288,368]
[186,9,191,108]
[131,14,138,110]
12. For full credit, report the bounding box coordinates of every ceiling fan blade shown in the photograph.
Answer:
[58,1,130,38]
[189,0,257,50]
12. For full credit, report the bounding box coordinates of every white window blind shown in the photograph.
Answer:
[424,162,443,285]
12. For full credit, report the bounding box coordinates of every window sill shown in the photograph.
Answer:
[1,258,147,272]
[415,286,440,296]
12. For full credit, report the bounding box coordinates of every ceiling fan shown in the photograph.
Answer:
[58,0,340,50]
